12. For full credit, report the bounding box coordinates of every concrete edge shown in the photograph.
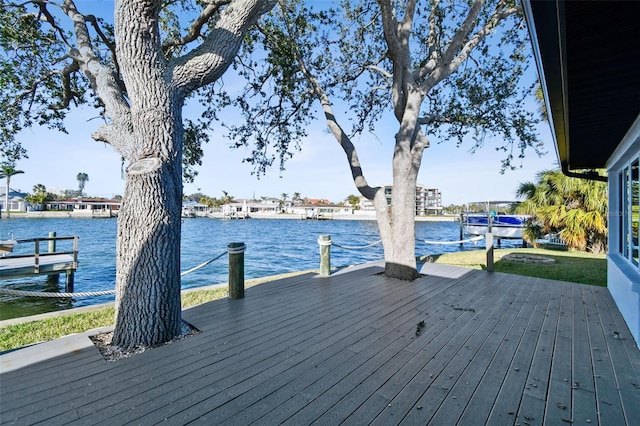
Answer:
[0,326,114,374]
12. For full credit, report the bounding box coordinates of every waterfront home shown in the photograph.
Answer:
[181,201,208,217]
[524,0,640,347]
[221,200,252,218]
[289,204,354,219]
[0,187,27,213]
[45,197,121,217]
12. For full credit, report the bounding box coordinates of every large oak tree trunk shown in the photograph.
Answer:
[111,102,184,349]
[371,187,417,281]
[379,89,423,281]
[110,0,185,348]
[385,178,418,281]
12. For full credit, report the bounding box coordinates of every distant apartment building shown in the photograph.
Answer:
[419,187,443,215]
[358,185,443,216]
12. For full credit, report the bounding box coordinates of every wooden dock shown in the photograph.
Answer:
[0,236,78,291]
[1,264,639,425]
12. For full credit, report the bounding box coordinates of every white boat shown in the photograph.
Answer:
[463,213,530,239]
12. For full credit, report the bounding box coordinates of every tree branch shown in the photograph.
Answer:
[53,58,80,110]
[413,0,441,81]
[281,11,378,201]
[421,0,519,92]
[60,0,132,157]
[83,13,119,79]
[366,64,392,79]
[171,0,276,95]
[33,0,72,47]
[161,0,231,54]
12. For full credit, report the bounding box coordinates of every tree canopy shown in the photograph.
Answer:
[211,0,543,279]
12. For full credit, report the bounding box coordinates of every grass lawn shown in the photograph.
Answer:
[422,247,607,286]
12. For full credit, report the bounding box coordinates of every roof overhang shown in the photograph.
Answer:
[522,0,640,181]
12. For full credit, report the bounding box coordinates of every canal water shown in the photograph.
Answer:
[0,217,506,320]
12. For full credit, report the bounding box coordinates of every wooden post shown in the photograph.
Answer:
[486,232,494,272]
[228,242,245,299]
[318,235,331,276]
[65,270,74,293]
[48,231,56,253]
[459,213,464,248]
[47,231,60,286]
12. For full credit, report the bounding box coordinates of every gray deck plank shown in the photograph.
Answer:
[540,284,584,424]
[485,277,559,425]
[315,273,511,425]
[77,270,448,424]
[19,271,395,424]
[1,265,639,426]
[517,280,568,425]
[595,286,640,423]
[397,274,535,425]
[366,273,521,425]
[274,273,498,426]
[216,275,469,425]
[149,273,471,425]
[256,271,494,426]
[571,284,599,424]
[454,276,549,425]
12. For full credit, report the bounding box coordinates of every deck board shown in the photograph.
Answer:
[1,264,639,425]
[588,282,640,424]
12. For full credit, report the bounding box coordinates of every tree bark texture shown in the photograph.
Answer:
[110,105,184,348]
[107,0,275,348]
[107,0,183,349]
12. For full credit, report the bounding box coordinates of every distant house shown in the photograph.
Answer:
[0,187,27,213]
[524,0,640,347]
[222,200,252,218]
[289,204,353,219]
[46,198,121,216]
[181,201,208,217]
[302,198,331,205]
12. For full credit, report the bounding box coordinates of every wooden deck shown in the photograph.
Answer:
[1,264,639,425]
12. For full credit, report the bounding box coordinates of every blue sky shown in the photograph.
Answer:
[8,1,559,206]
[13,104,557,205]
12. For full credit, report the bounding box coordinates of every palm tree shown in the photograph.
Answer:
[24,184,52,210]
[0,164,24,219]
[221,190,234,205]
[347,194,360,209]
[534,82,548,121]
[76,172,89,196]
[515,169,608,252]
[279,193,288,212]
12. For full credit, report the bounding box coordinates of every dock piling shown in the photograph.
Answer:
[228,242,245,299]
[318,235,331,276]
[486,232,494,272]
[47,231,61,286]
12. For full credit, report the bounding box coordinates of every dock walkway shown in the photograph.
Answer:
[1,264,639,425]
[0,236,78,291]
